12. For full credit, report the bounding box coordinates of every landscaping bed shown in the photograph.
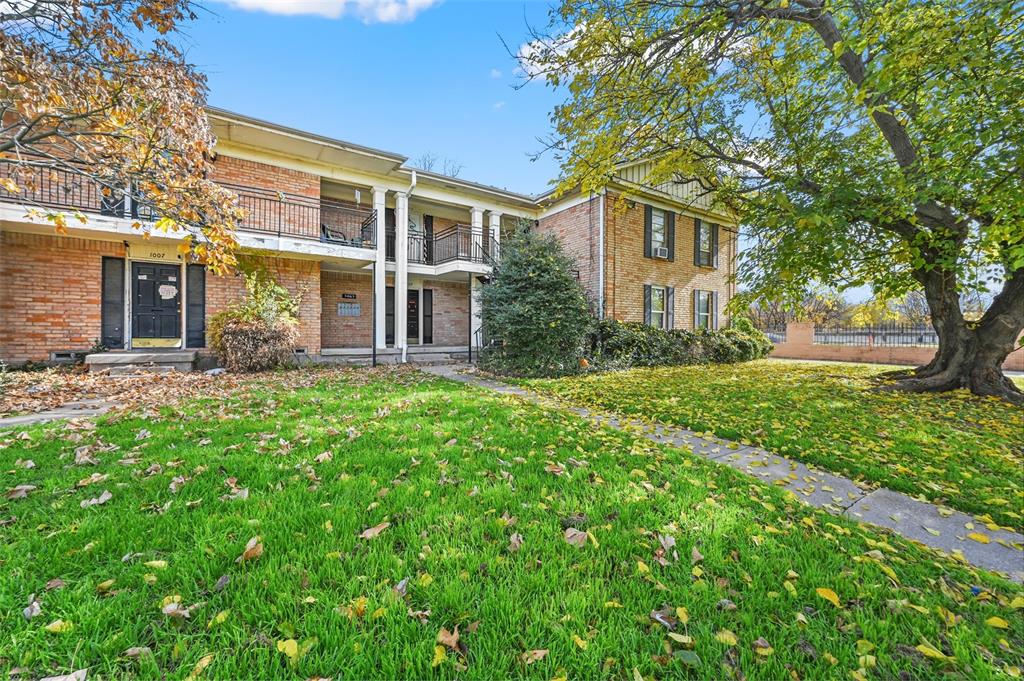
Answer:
[523,360,1024,533]
[1,366,1021,679]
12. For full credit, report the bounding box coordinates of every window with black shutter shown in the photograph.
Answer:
[693,219,717,268]
[185,264,206,348]
[422,289,433,344]
[101,257,125,349]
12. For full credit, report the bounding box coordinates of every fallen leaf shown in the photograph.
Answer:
[752,637,774,657]
[520,649,548,665]
[186,653,215,680]
[432,645,446,668]
[564,527,587,547]
[6,484,37,500]
[816,587,841,608]
[509,532,524,552]
[437,626,460,650]
[39,670,87,681]
[967,532,990,544]
[359,522,390,540]
[23,594,41,620]
[236,536,263,563]
[123,646,153,659]
[715,629,738,646]
[986,616,1009,629]
[45,619,74,633]
[80,490,112,508]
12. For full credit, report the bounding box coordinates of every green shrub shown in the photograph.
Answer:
[208,268,301,372]
[589,317,772,369]
[479,225,593,377]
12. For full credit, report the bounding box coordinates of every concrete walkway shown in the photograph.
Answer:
[422,364,1024,581]
[0,398,116,428]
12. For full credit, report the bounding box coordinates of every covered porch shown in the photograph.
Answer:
[319,264,479,362]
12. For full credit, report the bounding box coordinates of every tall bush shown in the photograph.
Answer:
[208,267,301,372]
[479,226,592,377]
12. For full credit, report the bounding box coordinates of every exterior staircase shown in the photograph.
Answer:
[84,350,199,374]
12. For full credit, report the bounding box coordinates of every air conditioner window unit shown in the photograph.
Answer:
[654,246,669,259]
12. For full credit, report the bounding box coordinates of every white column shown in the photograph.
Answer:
[488,210,502,260]
[372,186,387,350]
[395,191,410,356]
[470,206,484,258]
[470,275,483,349]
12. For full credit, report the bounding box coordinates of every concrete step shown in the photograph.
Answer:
[86,350,198,373]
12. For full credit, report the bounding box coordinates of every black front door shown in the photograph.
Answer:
[407,290,419,343]
[132,262,181,344]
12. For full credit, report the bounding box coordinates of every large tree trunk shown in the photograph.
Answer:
[886,269,1024,405]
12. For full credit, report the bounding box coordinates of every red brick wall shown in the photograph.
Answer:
[205,255,321,353]
[604,192,735,329]
[0,231,125,363]
[321,271,372,348]
[429,280,470,346]
[536,197,601,307]
[772,322,1024,371]
[211,155,322,239]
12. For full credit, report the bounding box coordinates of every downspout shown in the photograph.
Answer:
[401,170,417,364]
[597,188,606,319]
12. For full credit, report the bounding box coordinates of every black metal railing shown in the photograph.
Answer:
[757,324,787,344]
[814,323,938,347]
[0,165,376,248]
[385,225,499,266]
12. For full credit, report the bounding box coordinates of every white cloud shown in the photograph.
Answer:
[493,100,506,110]
[489,68,503,79]
[515,25,583,78]
[215,0,441,23]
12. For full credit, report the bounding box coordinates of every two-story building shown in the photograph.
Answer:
[0,108,738,369]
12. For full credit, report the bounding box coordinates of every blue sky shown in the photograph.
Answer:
[183,1,561,196]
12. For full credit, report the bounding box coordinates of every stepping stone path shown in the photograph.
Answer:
[423,364,1024,582]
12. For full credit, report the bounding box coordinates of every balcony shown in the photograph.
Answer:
[0,164,376,249]
[385,224,499,266]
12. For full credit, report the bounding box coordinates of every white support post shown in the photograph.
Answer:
[372,186,387,350]
[470,206,484,258]
[470,275,483,350]
[395,191,410,358]
[487,210,502,260]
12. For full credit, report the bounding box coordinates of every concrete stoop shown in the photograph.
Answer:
[85,350,198,374]
[319,346,471,366]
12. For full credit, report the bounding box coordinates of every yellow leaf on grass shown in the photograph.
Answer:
[144,560,168,569]
[1010,596,1024,610]
[816,588,841,608]
[915,639,949,661]
[676,606,689,625]
[715,629,738,646]
[636,560,650,575]
[986,616,1009,629]
[208,609,230,629]
[572,634,588,650]
[45,619,73,633]
[432,644,446,668]
[186,653,215,681]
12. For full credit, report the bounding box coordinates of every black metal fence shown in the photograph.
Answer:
[814,323,938,347]
[759,325,787,344]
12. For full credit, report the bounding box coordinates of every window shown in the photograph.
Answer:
[650,208,667,250]
[650,286,666,329]
[694,219,718,268]
[696,290,714,329]
[645,284,674,330]
[644,205,674,259]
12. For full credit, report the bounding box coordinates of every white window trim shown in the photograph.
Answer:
[697,222,713,267]
[650,285,667,330]
[650,208,667,250]
[696,290,713,329]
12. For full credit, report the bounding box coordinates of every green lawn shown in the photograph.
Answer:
[1,367,1021,680]
[522,360,1024,533]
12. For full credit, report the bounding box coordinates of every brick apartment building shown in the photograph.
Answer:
[0,108,738,369]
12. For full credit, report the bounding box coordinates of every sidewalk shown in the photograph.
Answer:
[422,364,1024,582]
